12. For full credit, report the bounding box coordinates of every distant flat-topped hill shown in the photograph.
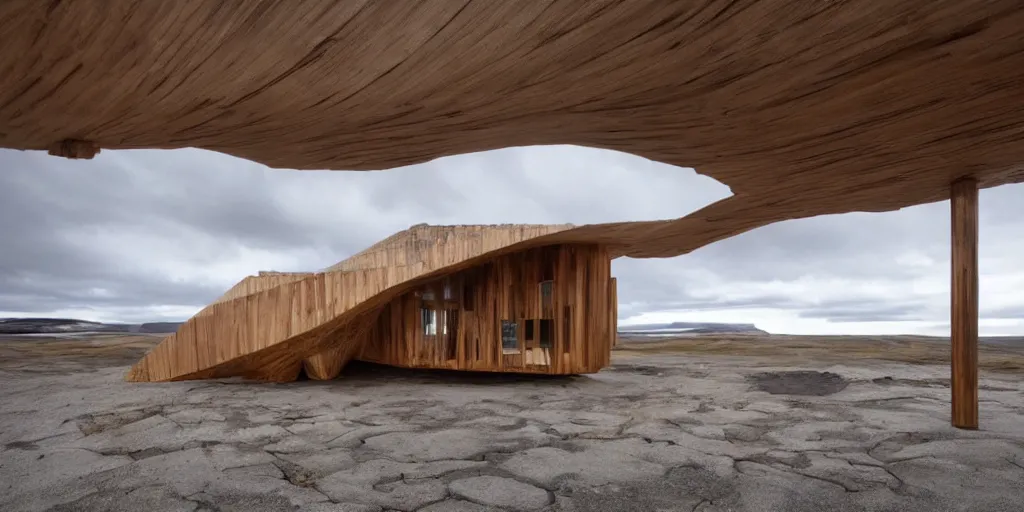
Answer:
[0,318,183,335]
[618,322,769,338]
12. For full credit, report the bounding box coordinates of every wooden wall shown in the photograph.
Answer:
[354,244,616,374]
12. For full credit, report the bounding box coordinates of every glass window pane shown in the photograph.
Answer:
[501,320,518,353]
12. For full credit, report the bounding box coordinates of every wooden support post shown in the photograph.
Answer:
[950,177,979,430]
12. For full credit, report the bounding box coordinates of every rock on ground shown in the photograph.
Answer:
[449,475,550,510]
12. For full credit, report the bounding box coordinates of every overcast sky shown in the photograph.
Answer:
[1,145,1022,336]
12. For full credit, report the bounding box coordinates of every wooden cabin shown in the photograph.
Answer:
[126,224,619,384]
[355,244,617,374]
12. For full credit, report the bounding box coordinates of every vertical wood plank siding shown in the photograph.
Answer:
[354,244,615,374]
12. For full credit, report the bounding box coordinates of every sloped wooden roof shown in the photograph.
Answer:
[326,223,576,271]
[3,1,1024,259]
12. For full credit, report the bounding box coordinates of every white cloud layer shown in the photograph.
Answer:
[1,145,1021,335]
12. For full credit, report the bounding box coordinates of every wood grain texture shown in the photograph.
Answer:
[199,272,315,315]
[950,178,979,430]
[2,1,1024,244]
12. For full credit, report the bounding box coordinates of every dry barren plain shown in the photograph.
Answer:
[2,333,1023,512]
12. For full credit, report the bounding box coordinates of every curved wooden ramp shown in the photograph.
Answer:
[126,225,576,382]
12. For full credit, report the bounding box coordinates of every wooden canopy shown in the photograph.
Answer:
[2,1,1023,247]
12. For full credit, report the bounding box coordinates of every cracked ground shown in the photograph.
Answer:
[1,335,1023,511]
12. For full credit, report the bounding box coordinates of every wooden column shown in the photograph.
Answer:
[950,177,979,430]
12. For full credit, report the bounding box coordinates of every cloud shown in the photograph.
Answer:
[1,144,1022,335]
[795,300,931,323]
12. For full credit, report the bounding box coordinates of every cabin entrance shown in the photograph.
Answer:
[418,281,460,364]
[499,278,557,368]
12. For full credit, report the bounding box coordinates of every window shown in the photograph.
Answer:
[444,309,459,360]
[540,280,553,316]
[463,283,474,311]
[501,320,519,354]
[421,308,437,336]
[539,319,554,349]
[524,319,535,341]
[563,306,571,353]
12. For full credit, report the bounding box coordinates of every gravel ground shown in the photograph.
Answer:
[1,337,1023,512]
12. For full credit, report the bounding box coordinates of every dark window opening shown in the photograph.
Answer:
[540,319,554,349]
[444,309,459,360]
[563,306,571,353]
[542,261,554,281]
[463,283,474,311]
[525,319,535,341]
[540,280,553,317]
[501,320,518,354]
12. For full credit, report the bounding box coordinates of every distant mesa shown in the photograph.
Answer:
[0,318,183,335]
[133,322,188,334]
[618,322,769,338]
